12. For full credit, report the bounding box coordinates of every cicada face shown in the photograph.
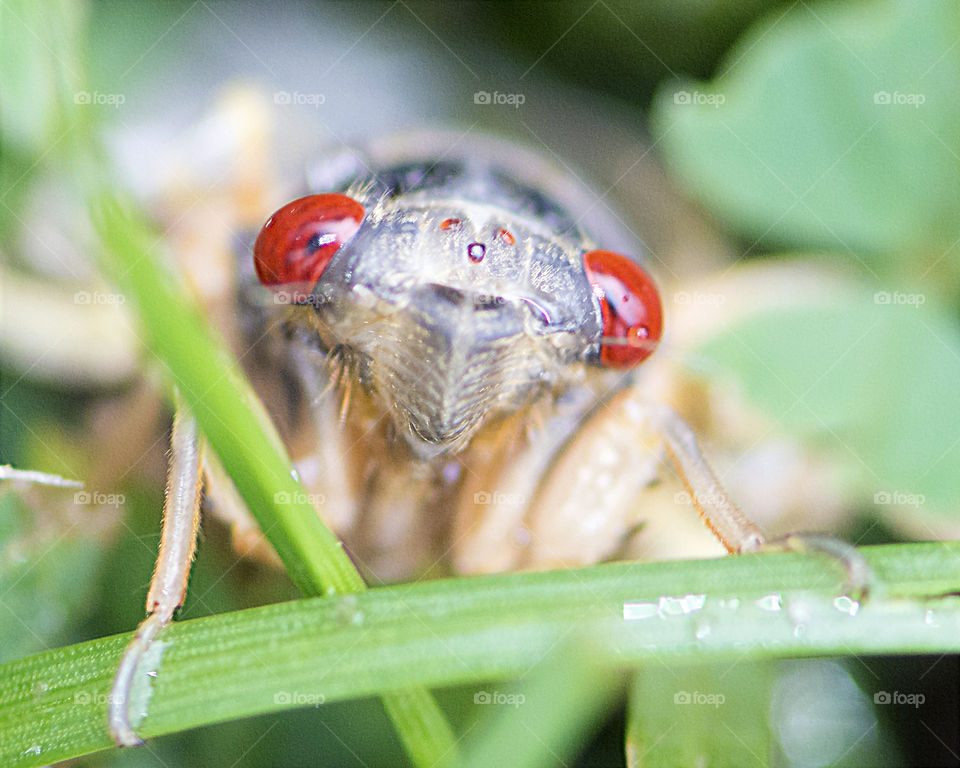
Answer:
[254,139,663,459]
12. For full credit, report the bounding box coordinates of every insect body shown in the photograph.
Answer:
[110,130,765,745]
[232,133,679,580]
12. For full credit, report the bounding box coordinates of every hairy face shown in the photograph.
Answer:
[254,150,663,459]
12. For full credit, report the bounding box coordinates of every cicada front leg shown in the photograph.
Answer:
[454,383,868,596]
[109,401,203,746]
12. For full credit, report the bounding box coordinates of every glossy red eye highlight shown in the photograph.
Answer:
[583,250,663,368]
[254,194,365,303]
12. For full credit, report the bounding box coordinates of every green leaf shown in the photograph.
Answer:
[697,277,960,512]
[628,659,898,767]
[0,0,88,160]
[651,0,960,258]
[457,644,620,768]
[627,661,778,767]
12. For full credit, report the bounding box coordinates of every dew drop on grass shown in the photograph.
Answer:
[755,593,783,612]
[658,593,706,616]
[833,596,860,616]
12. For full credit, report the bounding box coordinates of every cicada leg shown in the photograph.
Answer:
[455,384,869,596]
[109,402,203,746]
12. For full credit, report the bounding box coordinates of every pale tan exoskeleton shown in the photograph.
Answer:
[108,114,863,746]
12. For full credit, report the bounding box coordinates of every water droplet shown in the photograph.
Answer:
[924,610,938,626]
[623,602,659,621]
[23,745,41,757]
[756,593,783,612]
[793,624,805,638]
[787,597,812,628]
[695,621,712,640]
[833,596,860,616]
[659,593,706,616]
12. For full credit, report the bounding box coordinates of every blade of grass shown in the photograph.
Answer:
[2,543,960,767]
[456,643,622,768]
[90,191,456,766]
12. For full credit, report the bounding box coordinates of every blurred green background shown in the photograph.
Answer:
[2,1,959,765]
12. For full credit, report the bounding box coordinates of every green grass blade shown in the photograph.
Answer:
[90,191,456,765]
[456,644,621,768]
[2,543,959,767]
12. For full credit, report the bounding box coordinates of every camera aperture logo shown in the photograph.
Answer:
[74,691,118,706]
[873,490,925,509]
[274,91,325,108]
[874,690,924,708]
[874,290,925,307]
[74,90,125,108]
[474,690,525,708]
[74,491,125,506]
[74,290,126,305]
[473,490,525,506]
[274,490,326,507]
[274,690,325,707]
[473,90,525,109]
[673,90,725,108]
[674,690,725,708]
[674,490,729,508]
[674,290,725,308]
[874,91,925,108]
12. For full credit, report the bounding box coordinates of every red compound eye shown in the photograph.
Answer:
[254,194,365,303]
[583,250,663,368]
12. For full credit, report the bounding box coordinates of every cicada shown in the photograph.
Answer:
[110,126,778,744]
